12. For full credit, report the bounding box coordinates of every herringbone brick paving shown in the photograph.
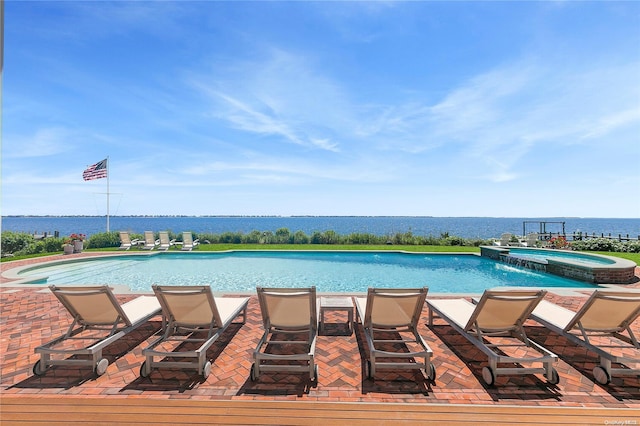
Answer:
[1,254,639,409]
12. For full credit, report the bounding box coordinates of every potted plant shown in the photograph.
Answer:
[68,233,86,253]
[62,241,74,255]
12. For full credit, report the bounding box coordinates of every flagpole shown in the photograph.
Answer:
[106,156,110,232]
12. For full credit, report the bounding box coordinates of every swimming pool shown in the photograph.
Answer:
[8,251,596,293]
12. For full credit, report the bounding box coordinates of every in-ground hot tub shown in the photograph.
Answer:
[480,246,637,284]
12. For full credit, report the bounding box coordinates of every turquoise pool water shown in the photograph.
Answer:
[15,251,596,293]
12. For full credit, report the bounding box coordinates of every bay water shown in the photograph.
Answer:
[2,216,638,240]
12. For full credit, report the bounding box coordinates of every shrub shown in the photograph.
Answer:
[86,232,121,249]
[218,232,242,244]
[321,230,340,244]
[570,238,639,253]
[241,230,262,244]
[625,241,640,253]
[443,236,466,246]
[1,231,35,256]
[275,228,292,244]
[292,230,309,244]
[43,237,66,252]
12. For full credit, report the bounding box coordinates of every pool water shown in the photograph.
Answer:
[16,251,596,293]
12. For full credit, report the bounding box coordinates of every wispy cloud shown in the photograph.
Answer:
[192,49,348,153]
[3,128,75,159]
[420,59,640,182]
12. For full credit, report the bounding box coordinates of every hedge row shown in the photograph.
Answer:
[3,231,638,257]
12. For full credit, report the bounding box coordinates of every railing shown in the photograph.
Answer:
[539,233,639,242]
[31,231,60,240]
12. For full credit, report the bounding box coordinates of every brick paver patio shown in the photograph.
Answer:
[1,254,639,410]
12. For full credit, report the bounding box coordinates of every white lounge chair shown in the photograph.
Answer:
[33,285,161,377]
[251,287,318,381]
[140,285,249,379]
[355,287,435,380]
[531,290,640,385]
[118,231,139,250]
[495,233,512,246]
[427,290,559,386]
[524,233,539,247]
[141,231,159,250]
[181,232,200,251]
[157,231,175,251]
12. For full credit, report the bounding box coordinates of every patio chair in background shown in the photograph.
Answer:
[524,233,539,247]
[251,286,318,381]
[140,285,249,379]
[181,231,200,251]
[118,231,139,250]
[531,290,640,385]
[157,231,175,251]
[354,287,435,380]
[427,289,559,386]
[141,231,159,250]
[497,233,512,246]
[33,285,161,377]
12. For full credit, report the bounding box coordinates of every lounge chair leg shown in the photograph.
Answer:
[547,366,559,385]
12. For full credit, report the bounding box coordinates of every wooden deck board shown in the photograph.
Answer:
[2,397,637,425]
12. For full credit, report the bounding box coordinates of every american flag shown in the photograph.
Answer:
[82,158,108,181]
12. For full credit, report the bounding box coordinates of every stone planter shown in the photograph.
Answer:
[73,240,84,253]
[63,244,74,255]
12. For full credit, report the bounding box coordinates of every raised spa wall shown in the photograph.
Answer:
[480,246,637,285]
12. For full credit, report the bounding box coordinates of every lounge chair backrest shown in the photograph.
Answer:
[159,231,170,245]
[183,232,194,245]
[364,287,428,328]
[257,287,317,330]
[120,231,131,245]
[152,285,222,328]
[144,231,155,244]
[566,290,640,332]
[50,285,132,327]
[469,290,546,332]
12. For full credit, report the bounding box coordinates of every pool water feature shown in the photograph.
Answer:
[7,251,597,293]
[480,246,636,284]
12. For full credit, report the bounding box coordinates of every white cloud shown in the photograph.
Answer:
[3,128,75,159]
[192,49,352,153]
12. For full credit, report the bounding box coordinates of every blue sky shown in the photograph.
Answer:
[2,1,639,217]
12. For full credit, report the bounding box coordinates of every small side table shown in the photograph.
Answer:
[319,296,354,335]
